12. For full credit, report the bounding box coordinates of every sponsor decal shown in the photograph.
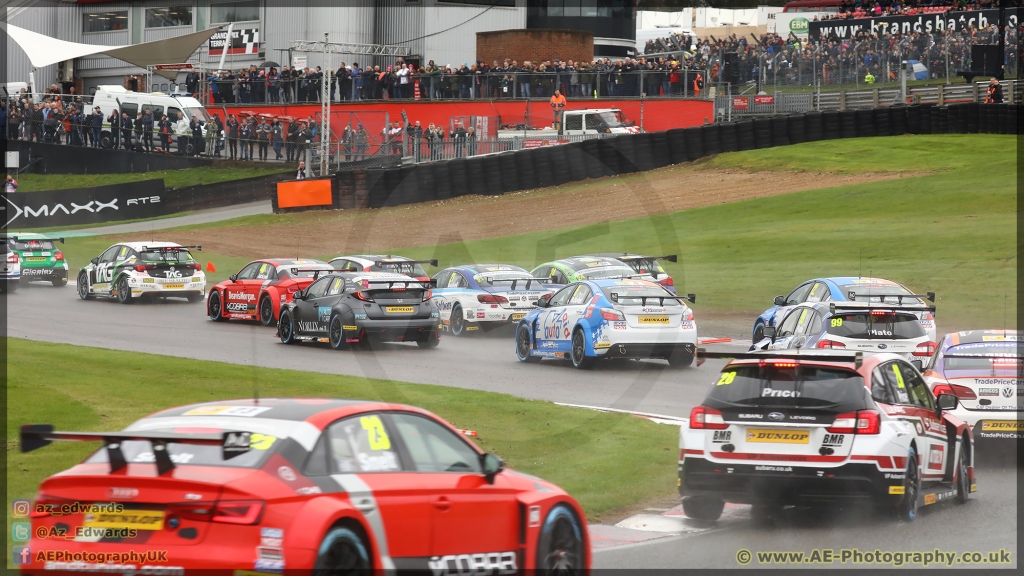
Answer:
[983,335,1019,341]
[277,466,296,482]
[1002,388,1014,399]
[343,325,358,331]
[226,302,250,313]
[790,415,816,421]
[923,493,937,505]
[884,473,906,480]
[768,412,784,421]
[528,506,541,528]
[638,316,669,325]
[182,405,271,417]
[257,547,284,561]
[227,291,256,302]
[83,510,164,531]
[466,326,480,331]
[613,321,628,330]
[386,306,415,314]
[298,321,324,332]
[754,465,792,472]
[822,433,845,447]
[428,552,517,576]
[738,413,763,419]
[712,430,732,443]
[979,387,999,396]
[927,445,944,471]
[975,378,1020,386]
[745,429,810,444]
[318,307,332,323]
[889,486,905,495]
[762,387,801,398]
[680,320,695,329]
[254,558,285,573]
[981,421,1024,431]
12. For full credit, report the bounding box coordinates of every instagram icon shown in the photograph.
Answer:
[11,500,31,518]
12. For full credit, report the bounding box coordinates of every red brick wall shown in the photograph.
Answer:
[477,29,594,65]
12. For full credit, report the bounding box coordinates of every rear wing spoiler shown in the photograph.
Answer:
[20,424,252,475]
[293,267,337,278]
[847,291,934,304]
[696,348,865,368]
[359,279,437,289]
[373,259,438,268]
[483,276,548,290]
[617,254,677,263]
[610,293,696,304]
[5,236,65,244]
[829,303,936,314]
[141,245,202,252]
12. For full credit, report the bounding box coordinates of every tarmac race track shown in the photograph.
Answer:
[5,285,1019,569]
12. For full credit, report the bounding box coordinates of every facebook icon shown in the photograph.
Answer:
[13,546,31,565]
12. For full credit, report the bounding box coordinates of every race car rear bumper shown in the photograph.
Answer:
[354,318,438,342]
[679,457,900,506]
[599,342,696,360]
[19,266,67,282]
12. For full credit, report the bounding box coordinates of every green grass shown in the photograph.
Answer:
[5,338,678,526]
[13,165,290,192]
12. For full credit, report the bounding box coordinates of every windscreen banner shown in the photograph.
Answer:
[809,8,1018,41]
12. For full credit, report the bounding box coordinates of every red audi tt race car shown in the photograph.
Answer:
[208,259,333,326]
[18,398,589,575]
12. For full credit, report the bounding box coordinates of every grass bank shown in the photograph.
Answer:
[13,164,289,192]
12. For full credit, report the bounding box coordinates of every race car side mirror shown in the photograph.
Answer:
[536,294,551,307]
[773,295,786,306]
[481,452,505,484]
[763,326,777,340]
[91,257,99,265]
[228,274,237,282]
[293,290,304,300]
[936,393,958,413]
[911,359,923,371]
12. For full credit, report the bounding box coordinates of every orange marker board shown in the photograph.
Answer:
[277,179,332,209]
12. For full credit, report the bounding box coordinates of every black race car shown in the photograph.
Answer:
[277,271,440,349]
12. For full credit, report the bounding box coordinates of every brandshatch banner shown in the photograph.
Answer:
[809,8,1018,40]
[2,180,166,228]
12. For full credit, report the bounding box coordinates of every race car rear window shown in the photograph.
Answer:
[581,266,645,280]
[621,258,665,275]
[601,285,681,306]
[704,364,868,411]
[837,284,924,305]
[826,312,925,339]
[942,343,1023,371]
[371,262,427,277]
[9,239,56,251]
[139,249,195,263]
[285,267,331,278]
[83,437,275,469]
[474,271,533,287]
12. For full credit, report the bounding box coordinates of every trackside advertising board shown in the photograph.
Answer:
[809,8,1018,41]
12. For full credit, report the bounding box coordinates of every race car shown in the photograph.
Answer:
[530,256,654,288]
[2,240,20,293]
[77,242,205,304]
[922,330,1022,452]
[753,277,936,343]
[751,302,937,360]
[432,264,552,335]
[679,350,974,523]
[584,253,678,294]
[4,233,68,287]
[18,397,590,574]
[515,278,697,368]
[208,259,333,326]
[329,254,437,283]
[278,272,441,348]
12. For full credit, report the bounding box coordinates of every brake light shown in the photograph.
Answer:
[7,252,18,264]
[932,383,977,400]
[684,310,694,321]
[870,310,893,316]
[134,265,150,272]
[354,291,374,302]
[914,341,936,357]
[211,500,264,524]
[827,410,880,434]
[599,308,625,321]
[759,360,798,368]
[54,251,64,261]
[659,277,675,287]
[422,289,432,301]
[922,312,934,320]
[817,339,846,349]
[417,276,430,282]
[478,294,509,304]
[689,405,728,430]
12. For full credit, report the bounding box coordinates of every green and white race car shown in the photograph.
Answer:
[77,241,206,304]
[4,233,69,287]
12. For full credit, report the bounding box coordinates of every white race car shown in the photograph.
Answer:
[923,330,1022,453]
[679,350,975,523]
[77,242,206,303]
[432,264,552,335]
[328,254,436,283]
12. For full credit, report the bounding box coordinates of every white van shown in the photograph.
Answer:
[91,85,211,151]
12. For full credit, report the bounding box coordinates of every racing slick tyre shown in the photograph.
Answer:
[570,329,595,370]
[668,351,694,368]
[417,329,440,349]
[115,275,133,304]
[312,526,370,575]
[3,281,17,294]
[186,292,204,303]
[955,442,970,504]
[682,496,724,522]
[329,315,350,350]
[535,504,585,574]
[516,322,541,363]
[895,446,921,522]
[259,295,276,326]
[208,290,226,321]
[449,304,467,336]
[52,276,68,287]
[77,272,91,300]
[752,320,765,343]
[279,311,297,345]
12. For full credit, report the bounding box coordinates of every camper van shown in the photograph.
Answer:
[91,85,211,150]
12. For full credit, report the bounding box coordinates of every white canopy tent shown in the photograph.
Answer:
[2,23,224,92]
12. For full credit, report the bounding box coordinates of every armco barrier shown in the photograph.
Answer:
[10,140,213,175]
[307,104,1017,214]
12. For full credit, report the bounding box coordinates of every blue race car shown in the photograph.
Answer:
[753,277,936,343]
[431,264,552,335]
[514,278,697,369]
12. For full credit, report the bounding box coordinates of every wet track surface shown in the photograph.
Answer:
[6,285,1019,568]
